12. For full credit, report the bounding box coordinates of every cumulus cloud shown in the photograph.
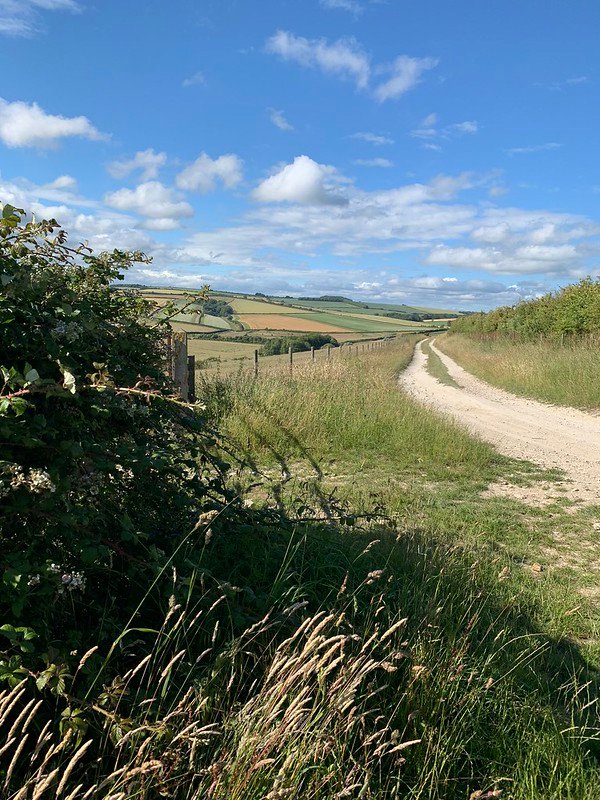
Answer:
[176,152,243,193]
[0,0,79,37]
[351,131,394,145]
[0,97,106,147]
[252,155,348,205]
[374,56,439,102]
[268,108,294,131]
[104,181,193,222]
[107,149,167,182]
[4,163,599,308]
[266,30,371,89]
[44,174,78,191]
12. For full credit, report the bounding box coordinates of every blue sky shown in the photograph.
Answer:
[0,0,599,309]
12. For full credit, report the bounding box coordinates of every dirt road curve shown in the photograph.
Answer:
[400,339,600,504]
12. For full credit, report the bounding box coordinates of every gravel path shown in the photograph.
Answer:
[400,339,600,504]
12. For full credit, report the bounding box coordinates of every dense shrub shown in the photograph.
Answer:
[203,297,234,318]
[0,205,230,688]
[450,279,600,340]
[261,333,338,355]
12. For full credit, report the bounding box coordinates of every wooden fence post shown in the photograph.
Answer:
[289,345,293,376]
[187,355,196,402]
[327,345,331,362]
[171,331,188,400]
[311,346,315,362]
[254,349,259,377]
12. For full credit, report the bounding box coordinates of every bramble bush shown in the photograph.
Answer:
[0,205,230,690]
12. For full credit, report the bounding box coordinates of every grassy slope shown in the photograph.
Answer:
[438,332,600,409]
[208,337,600,665]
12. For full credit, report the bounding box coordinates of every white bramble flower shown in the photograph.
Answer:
[27,574,41,587]
[56,570,87,595]
[29,469,56,494]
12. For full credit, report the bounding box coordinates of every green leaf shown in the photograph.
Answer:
[25,368,40,383]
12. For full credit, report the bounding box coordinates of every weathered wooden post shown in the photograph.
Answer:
[172,331,188,400]
[289,345,293,376]
[311,346,315,363]
[187,355,196,402]
[327,345,331,362]
[254,348,259,377]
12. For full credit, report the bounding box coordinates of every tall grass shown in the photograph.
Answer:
[438,333,600,409]
[3,337,600,799]
[203,338,504,482]
[2,519,598,799]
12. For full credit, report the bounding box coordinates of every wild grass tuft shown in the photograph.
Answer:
[205,338,503,483]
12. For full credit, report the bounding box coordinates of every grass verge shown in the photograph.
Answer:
[437,332,600,409]
[422,338,461,388]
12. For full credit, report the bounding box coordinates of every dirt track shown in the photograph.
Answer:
[400,339,600,505]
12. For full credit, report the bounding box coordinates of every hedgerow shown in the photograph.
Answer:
[0,205,230,691]
[450,278,600,340]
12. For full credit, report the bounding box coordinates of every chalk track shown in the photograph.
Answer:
[400,339,600,505]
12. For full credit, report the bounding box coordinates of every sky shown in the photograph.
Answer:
[0,0,599,310]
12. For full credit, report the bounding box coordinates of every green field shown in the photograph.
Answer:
[187,337,259,363]
[283,311,419,332]
[134,287,455,335]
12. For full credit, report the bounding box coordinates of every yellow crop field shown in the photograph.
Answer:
[229,298,303,314]
[187,338,258,363]
[237,314,351,332]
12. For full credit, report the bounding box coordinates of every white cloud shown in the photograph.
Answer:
[4,164,599,309]
[104,181,193,222]
[351,131,394,145]
[450,120,478,134]
[507,142,562,155]
[268,108,294,131]
[535,75,588,91]
[266,30,371,89]
[182,71,206,88]
[411,114,478,147]
[142,218,183,231]
[45,174,78,191]
[374,56,439,102]
[353,158,393,167]
[107,149,167,182]
[320,0,363,14]
[0,97,105,148]
[176,152,243,193]
[252,155,348,205]
[0,0,79,37]
[266,30,437,102]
